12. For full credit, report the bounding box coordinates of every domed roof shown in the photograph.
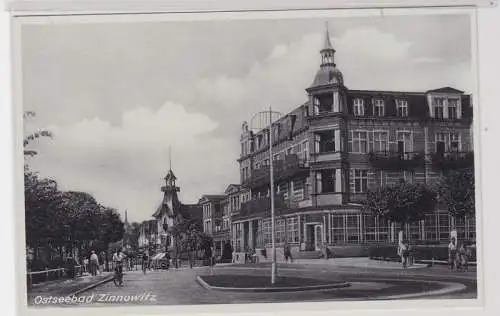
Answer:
[311,65,344,87]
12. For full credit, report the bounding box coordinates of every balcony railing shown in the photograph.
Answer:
[431,151,474,171]
[368,151,425,171]
[243,154,309,189]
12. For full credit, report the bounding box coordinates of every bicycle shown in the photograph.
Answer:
[113,262,124,286]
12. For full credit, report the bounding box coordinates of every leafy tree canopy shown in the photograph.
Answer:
[435,168,475,220]
[365,181,437,229]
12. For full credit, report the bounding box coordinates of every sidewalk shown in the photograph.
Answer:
[286,257,428,270]
[28,272,114,299]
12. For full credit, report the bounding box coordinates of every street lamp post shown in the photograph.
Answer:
[250,107,282,284]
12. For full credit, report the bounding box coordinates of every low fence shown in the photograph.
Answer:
[27,265,84,289]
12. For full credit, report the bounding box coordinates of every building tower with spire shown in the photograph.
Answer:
[151,147,182,255]
[306,22,346,116]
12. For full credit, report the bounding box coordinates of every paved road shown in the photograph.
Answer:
[28,263,477,307]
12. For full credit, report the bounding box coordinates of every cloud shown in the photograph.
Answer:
[30,101,238,223]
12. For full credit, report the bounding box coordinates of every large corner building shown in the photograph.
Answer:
[211,26,476,259]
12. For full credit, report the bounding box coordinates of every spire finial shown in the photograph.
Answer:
[169,145,172,171]
[323,21,333,50]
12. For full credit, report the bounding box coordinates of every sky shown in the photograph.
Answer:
[21,14,473,223]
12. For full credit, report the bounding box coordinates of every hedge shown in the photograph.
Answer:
[368,244,477,262]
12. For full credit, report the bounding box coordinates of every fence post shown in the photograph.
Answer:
[45,267,49,281]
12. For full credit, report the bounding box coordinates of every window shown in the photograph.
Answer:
[264,159,269,166]
[278,183,288,199]
[346,215,360,243]
[424,214,438,241]
[313,97,320,115]
[466,215,476,240]
[255,163,261,169]
[448,98,459,119]
[352,131,368,153]
[450,133,460,151]
[455,216,466,240]
[378,217,390,242]
[434,97,444,119]
[435,132,447,154]
[408,222,421,241]
[438,212,451,241]
[286,147,293,155]
[316,130,336,153]
[300,140,309,162]
[363,215,377,242]
[373,99,385,117]
[316,169,336,193]
[292,179,305,200]
[276,219,286,244]
[263,219,272,245]
[397,99,409,117]
[331,215,345,243]
[286,217,299,243]
[351,169,368,193]
[373,131,388,152]
[353,98,364,116]
[397,131,412,153]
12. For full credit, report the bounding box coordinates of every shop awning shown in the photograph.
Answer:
[152,252,166,260]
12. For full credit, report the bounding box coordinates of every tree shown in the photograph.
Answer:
[24,171,65,254]
[23,111,52,158]
[435,168,475,239]
[365,181,437,239]
[98,207,125,271]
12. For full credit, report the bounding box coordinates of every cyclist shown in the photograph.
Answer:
[141,252,149,274]
[112,248,126,286]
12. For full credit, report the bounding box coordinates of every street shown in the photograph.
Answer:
[28,262,477,307]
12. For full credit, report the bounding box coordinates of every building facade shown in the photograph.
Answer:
[138,168,202,256]
[231,26,475,257]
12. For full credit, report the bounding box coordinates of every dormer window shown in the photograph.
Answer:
[353,98,364,116]
[433,97,445,119]
[448,98,459,119]
[373,99,385,117]
[396,100,409,117]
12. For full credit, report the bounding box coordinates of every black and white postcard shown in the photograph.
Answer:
[10,3,488,315]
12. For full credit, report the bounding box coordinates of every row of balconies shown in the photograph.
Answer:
[368,150,474,171]
[243,151,473,189]
[242,154,309,189]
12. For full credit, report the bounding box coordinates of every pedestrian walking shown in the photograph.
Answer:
[448,237,458,271]
[83,258,89,274]
[408,242,414,266]
[284,243,293,263]
[399,240,409,269]
[90,250,99,276]
[458,243,468,272]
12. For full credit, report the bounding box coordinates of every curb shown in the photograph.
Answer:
[378,280,467,300]
[196,276,351,293]
[371,257,477,267]
[68,275,115,296]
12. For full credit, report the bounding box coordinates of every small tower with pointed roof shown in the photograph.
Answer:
[306,22,347,116]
